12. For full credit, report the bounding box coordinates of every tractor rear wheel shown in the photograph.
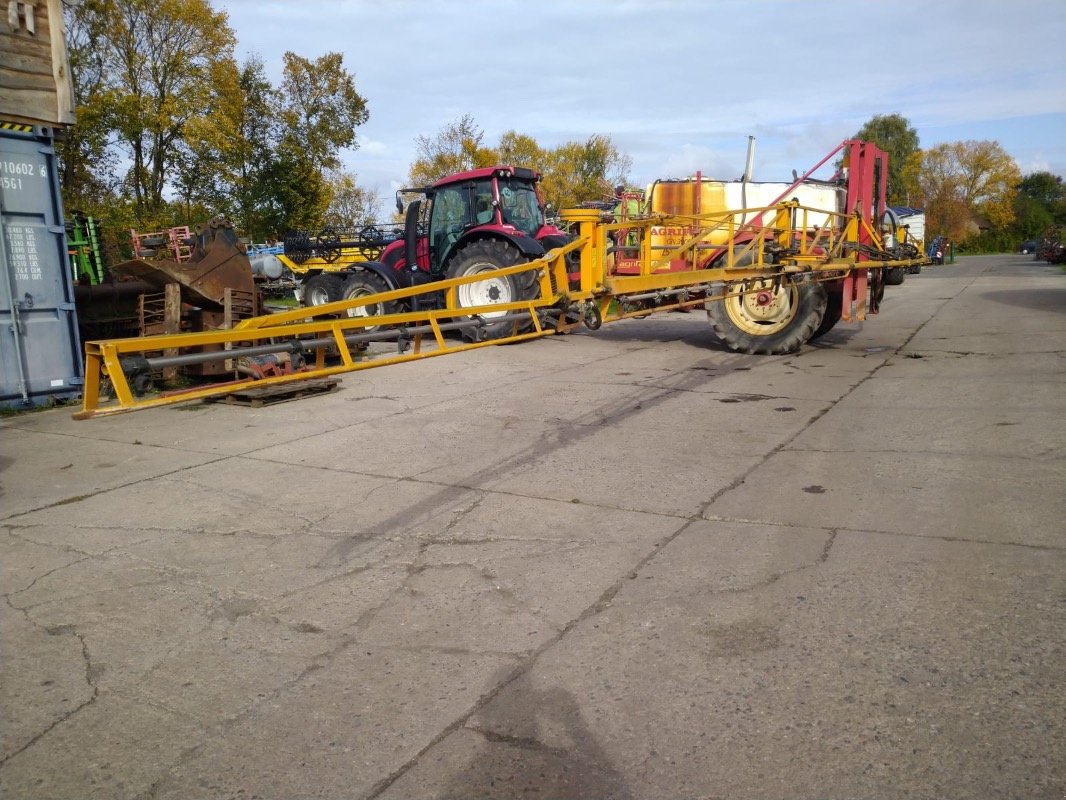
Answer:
[445,240,534,341]
[810,286,843,341]
[303,273,344,306]
[706,278,827,355]
[884,266,906,285]
[340,272,393,332]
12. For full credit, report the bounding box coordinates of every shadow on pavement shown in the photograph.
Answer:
[440,674,634,800]
[979,287,1066,314]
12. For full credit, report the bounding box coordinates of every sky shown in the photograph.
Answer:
[223,0,1066,203]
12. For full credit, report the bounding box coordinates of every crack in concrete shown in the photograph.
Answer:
[361,280,977,798]
[0,599,100,769]
[780,444,1063,462]
[4,525,158,561]
[382,644,529,661]
[141,630,361,800]
[6,270,992,796]
[466,724,570,756]
[701,514,1066,552]
[1,553,93,598]
[0,454,235,525]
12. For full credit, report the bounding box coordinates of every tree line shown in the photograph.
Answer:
[851,114,1065,251]
[57,2,1063,255]
[57,0,630,247]
[60,0,369,242]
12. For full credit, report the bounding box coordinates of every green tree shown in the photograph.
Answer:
[1018,171,1065,205]
[852,113,921,206]
[101,0,236,219]
[1010,171,1065,241]
[1013,195,1054,239]
[270,52,369,232]
[179,55,281,236]
[279,52,368,172]
[265,148,331,234]
[57,0,120,212]
[1017,172,1066,225]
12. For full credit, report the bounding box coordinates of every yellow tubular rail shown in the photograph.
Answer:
[75,203,929,418]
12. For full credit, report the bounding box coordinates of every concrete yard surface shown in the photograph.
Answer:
[1,255,1064,799]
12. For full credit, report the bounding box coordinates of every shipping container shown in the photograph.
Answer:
[1,123,82,409]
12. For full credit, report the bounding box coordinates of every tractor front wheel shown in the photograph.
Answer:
[340,272,393,332]
[706,278,827,355]
[303,273,344,307]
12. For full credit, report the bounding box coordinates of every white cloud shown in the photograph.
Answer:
[223,0,1066,189]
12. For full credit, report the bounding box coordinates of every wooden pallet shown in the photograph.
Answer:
[206,377,341,408]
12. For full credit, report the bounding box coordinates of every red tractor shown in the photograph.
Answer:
[283,166,571,340]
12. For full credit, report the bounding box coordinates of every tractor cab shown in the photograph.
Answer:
[392,166,561,278]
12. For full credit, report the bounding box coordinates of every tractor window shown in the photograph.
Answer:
[429,187,471,266]
[498,182,542,238]
[474,183,495,225]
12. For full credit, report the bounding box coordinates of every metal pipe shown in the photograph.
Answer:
[743,135,756,182]
[136,313,534,371]
[619,287,697,302]
[741,135,755,225]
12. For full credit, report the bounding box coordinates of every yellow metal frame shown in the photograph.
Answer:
[75,202,928,418]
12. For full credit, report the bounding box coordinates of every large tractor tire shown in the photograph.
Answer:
[339,271,393,332]
[809,286,844,341]
[884,266,907,285]
[706,278,827,355]
[445,239,535,341]
[303,273,344,306]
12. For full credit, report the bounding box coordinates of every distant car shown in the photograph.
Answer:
[1020,239,1039,254]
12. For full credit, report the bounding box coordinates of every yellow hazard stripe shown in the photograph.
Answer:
[0,122,34,133]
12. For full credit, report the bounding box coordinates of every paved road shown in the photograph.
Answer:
[1,255,1063,799]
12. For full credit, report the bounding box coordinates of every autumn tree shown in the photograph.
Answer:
[407,118,631,211]
[540,135,631,212]
[408,114,497,186]
[917,140,1021,243]
[497,131,544,171]
[278,52,368,172]
[851,114,921,206]
[322,170,383,228]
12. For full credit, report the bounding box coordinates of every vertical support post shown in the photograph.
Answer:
[560,209,604,294]
[854,269,868,320]
[163,282,181,381]
[78,343,102,418]
[223,287,237,371]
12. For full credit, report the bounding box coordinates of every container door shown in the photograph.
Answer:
[0,126,83,408]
